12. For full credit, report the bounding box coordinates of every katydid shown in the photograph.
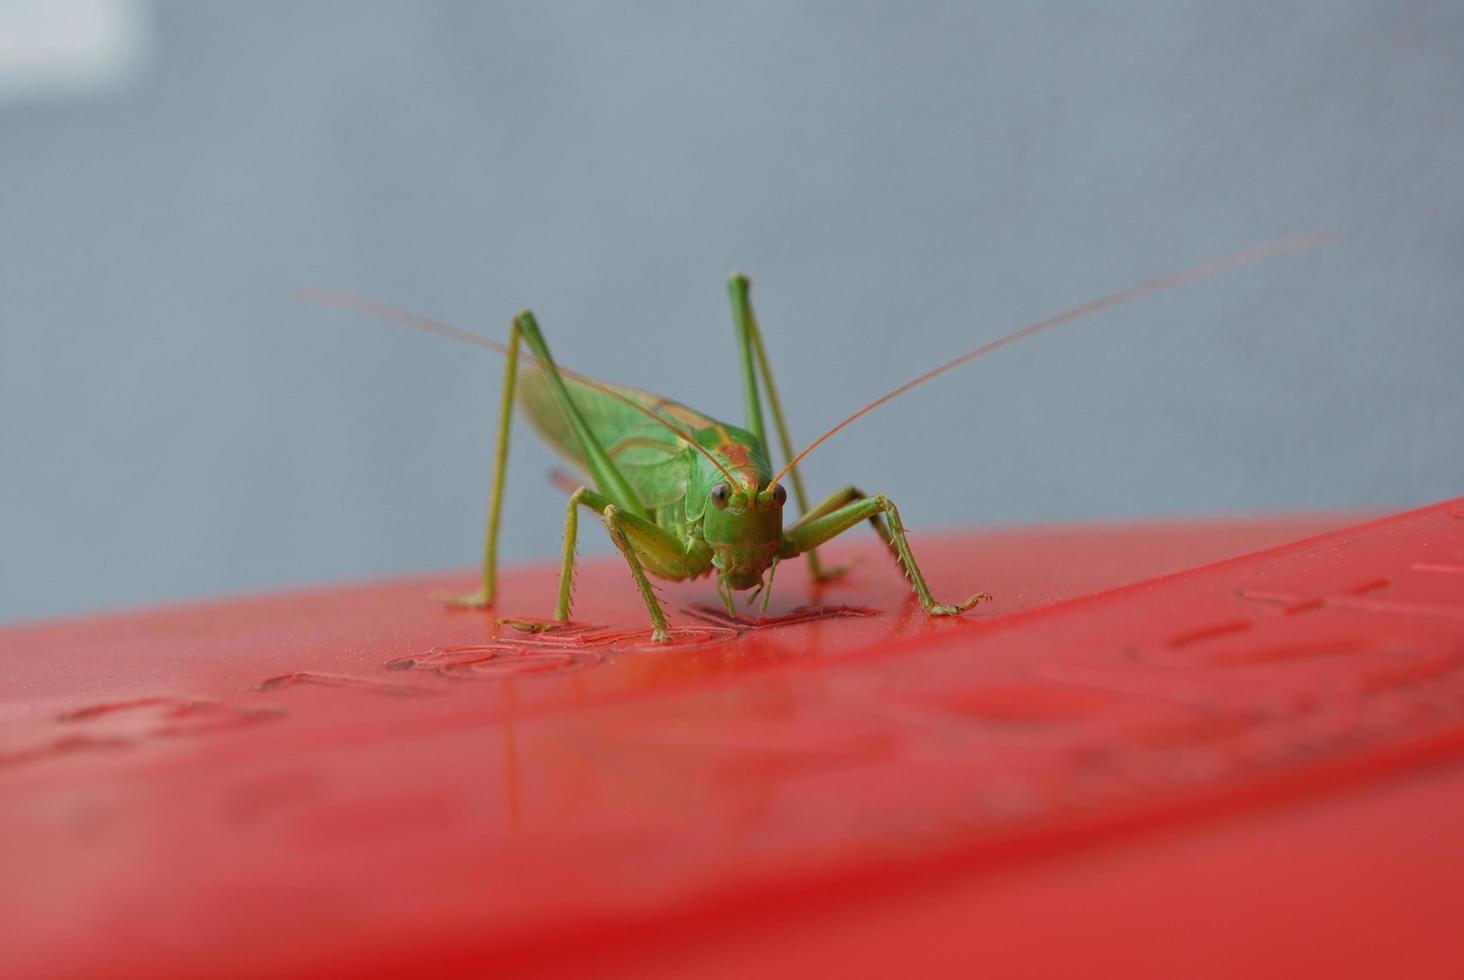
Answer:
[299,231,1331,642]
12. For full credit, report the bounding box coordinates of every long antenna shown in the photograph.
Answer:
[296,288,739,483]
[771,231,1336,486]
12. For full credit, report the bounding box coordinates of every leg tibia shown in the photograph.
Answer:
[601,505,672,642]
[452,320,523,609]
[555,486,609,620]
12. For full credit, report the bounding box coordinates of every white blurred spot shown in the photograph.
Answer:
[0,0,147,103]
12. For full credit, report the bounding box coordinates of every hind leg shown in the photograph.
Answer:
[454,310,650,608]
[727,274,844,582]
[451,319,523,608]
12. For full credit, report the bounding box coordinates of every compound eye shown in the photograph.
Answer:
[710,482,731,509]
[770,484,787,508]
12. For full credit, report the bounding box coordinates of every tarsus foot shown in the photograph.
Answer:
[927,592,993,616]
[498,617,571,634]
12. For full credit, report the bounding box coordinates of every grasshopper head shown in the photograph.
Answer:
[686,425,786,592]
[702,469,787,590]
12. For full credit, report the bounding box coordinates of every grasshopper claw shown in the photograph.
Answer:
[498,617,569,633]
[927,592,993,616]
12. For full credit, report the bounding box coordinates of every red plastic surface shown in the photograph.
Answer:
[4,503,1464,979]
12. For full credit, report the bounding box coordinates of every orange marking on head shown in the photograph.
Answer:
[714,440,756,479]
[692,433,756,495]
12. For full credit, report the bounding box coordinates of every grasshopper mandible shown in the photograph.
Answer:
[301,232,1330,642]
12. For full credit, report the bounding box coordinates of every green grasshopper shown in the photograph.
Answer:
[301,232,1330,642]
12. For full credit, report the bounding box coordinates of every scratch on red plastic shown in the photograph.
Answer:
[255,672,437,696]
[386,604,878,676]
[1240,588,1464,623]
[2,696,280,770]
[679,603,879,629]
[1413,562,1464,574]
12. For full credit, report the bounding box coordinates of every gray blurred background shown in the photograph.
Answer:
[2,1,1460,623]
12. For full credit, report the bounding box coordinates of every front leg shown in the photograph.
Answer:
[781,492,991,616]
[786,485,889,583]
[600,505,673,642]
[535,485,708,642]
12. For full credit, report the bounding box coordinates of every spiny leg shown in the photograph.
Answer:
[726,274,840,582]
[601,505,672,642]
[780,492,991,616]
[556,486,697,622]
[503,484,704,641]
[553,487,592,621]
